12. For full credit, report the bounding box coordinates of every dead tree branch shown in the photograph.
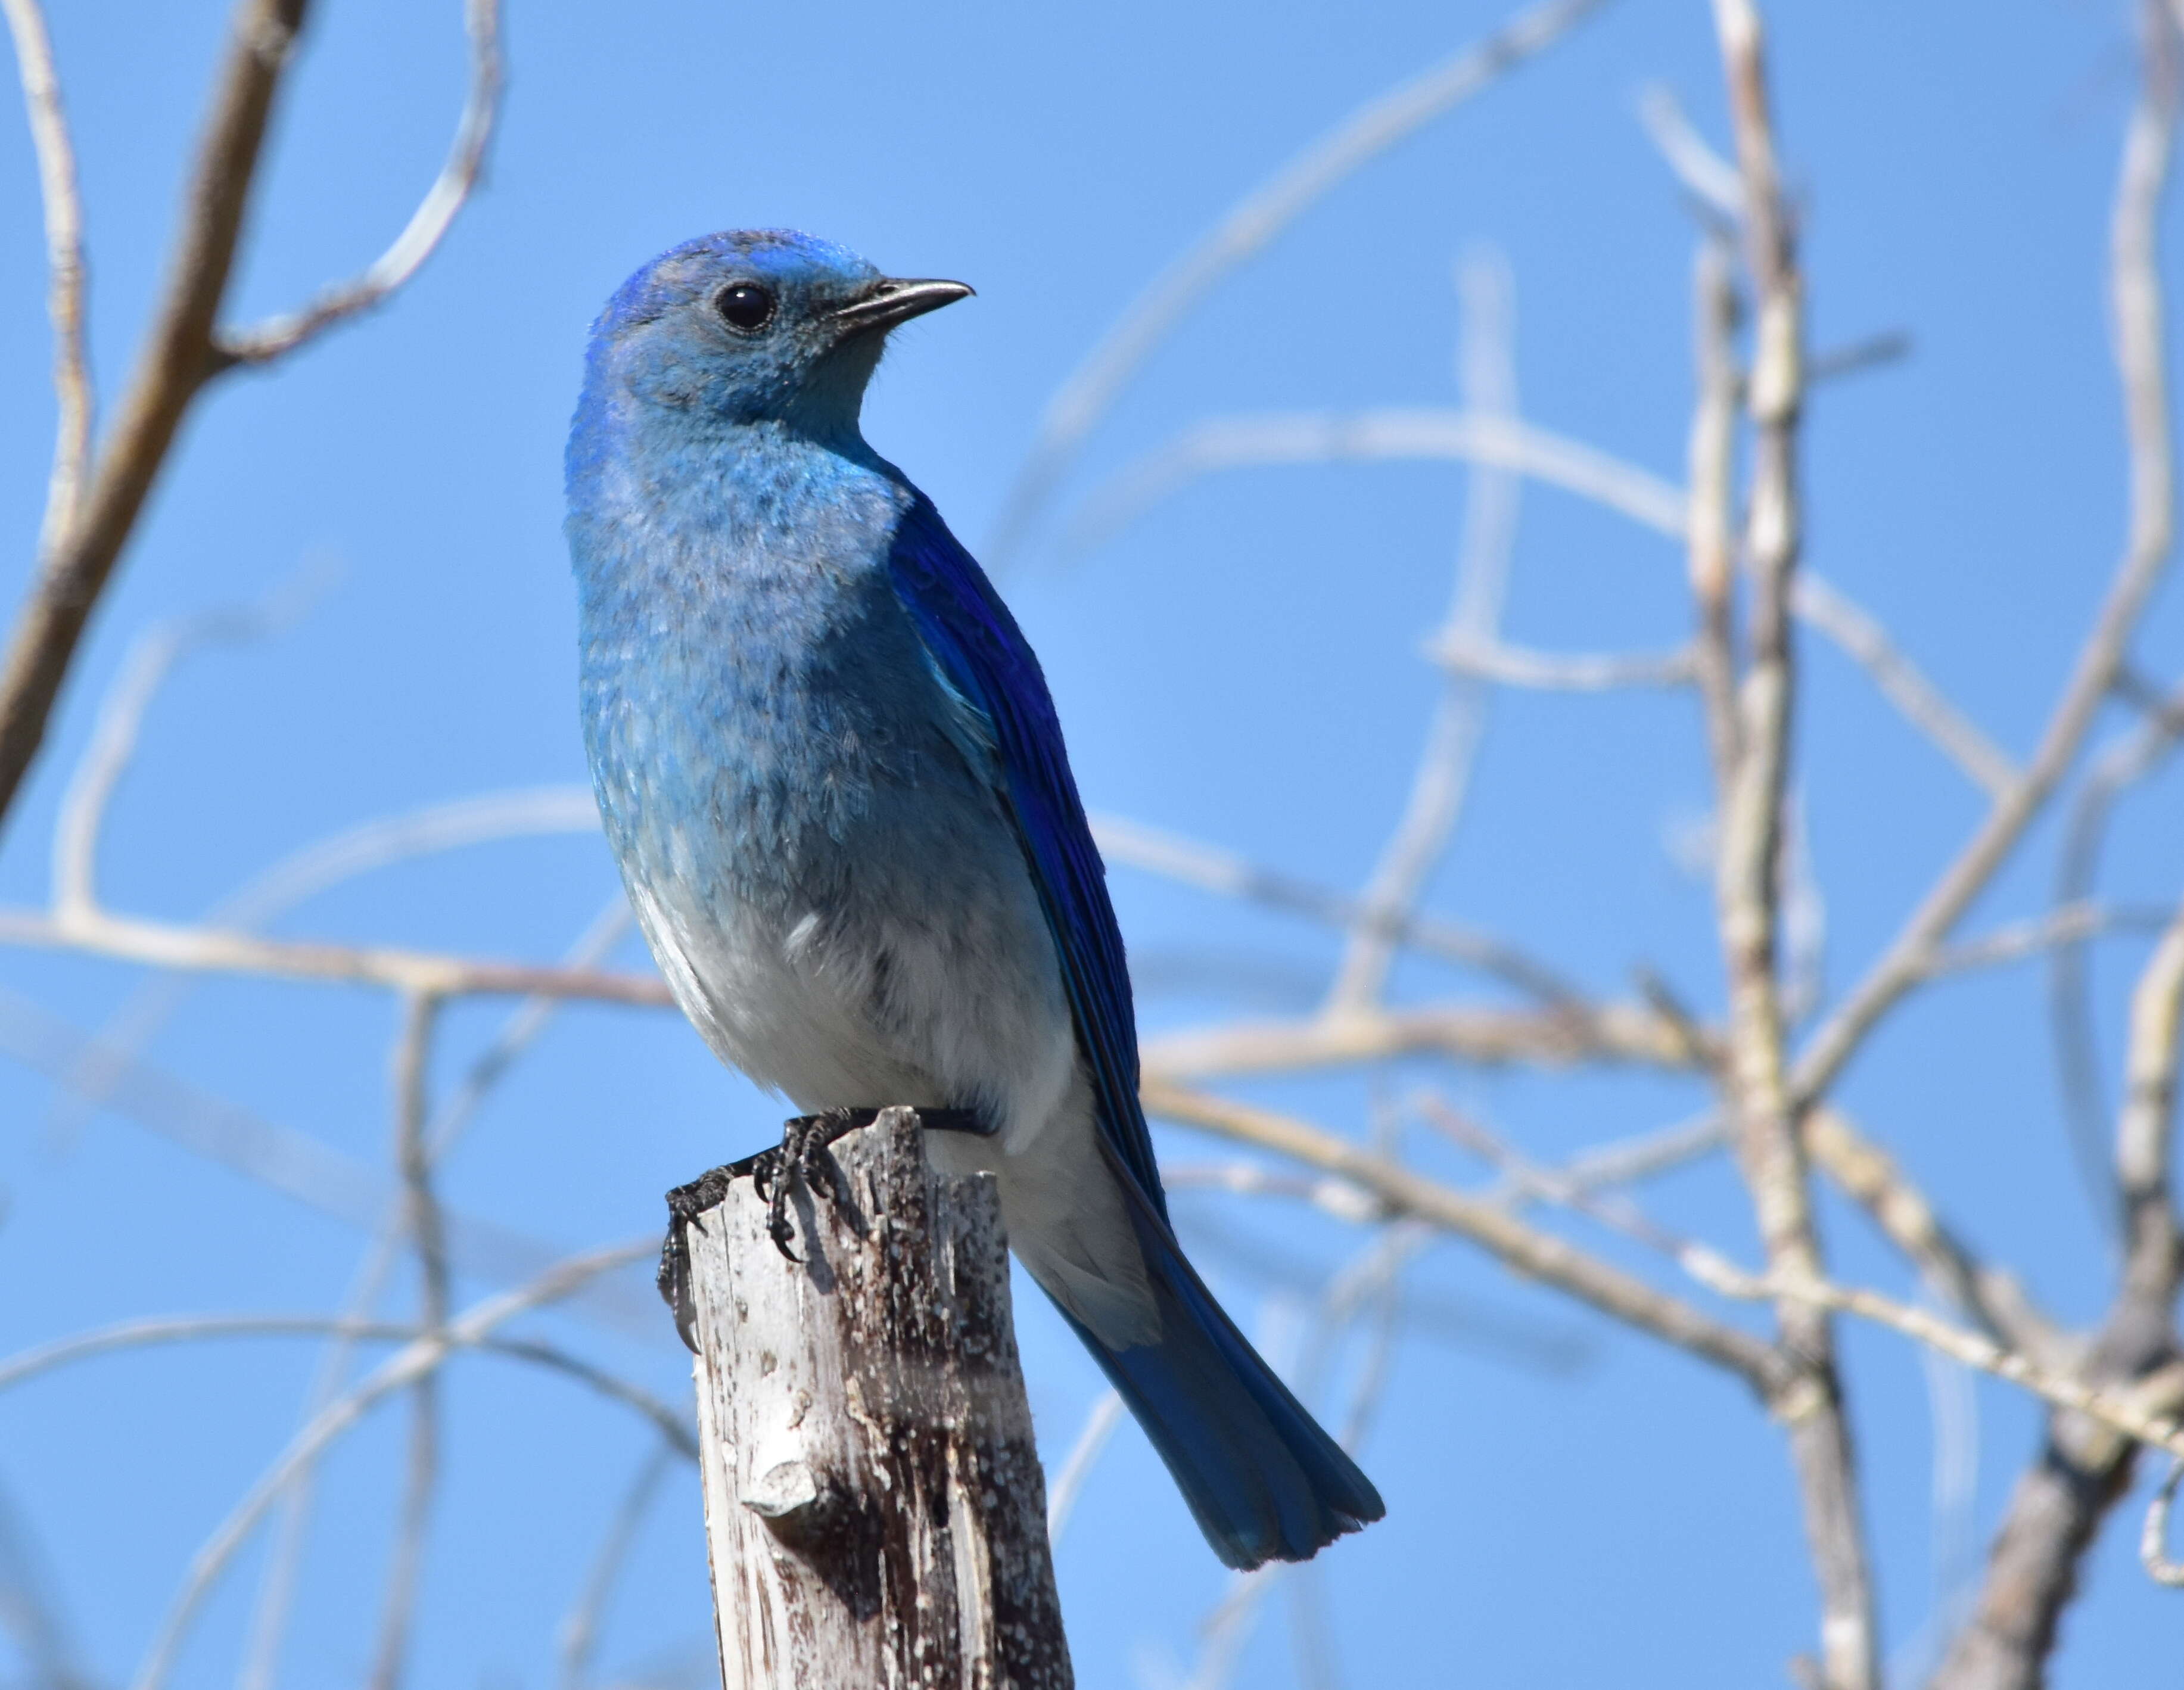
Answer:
[1706,3,1877,1682]
[683,1111,1072,1689]
[0,0,89,551]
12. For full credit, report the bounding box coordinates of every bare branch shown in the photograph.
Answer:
[1685,234,1743,783]
[1808,331,1912,385]
[0,0,91,550]
[1043,1389,1125,1548]
[2049,673,2184,1231]
[1140,1076,1791,1396]
[1706,4,1877,1680]
[370,993,448,1690]
[1794,0,2182,1113]
[1791,573,2018,798]
[0,902,671,1004]
[1923,902,2174,981]
[1802,1107,2067,1364]
[0,1312,696,1458]
[1141,998,1709,1078]
[1420,1095,1695,1261]
[1165,1161,1383,1225]
[1430,631,1697,690]
[0,0,312,839]
[430,894,635,1157]
[1637,82,1743,222]
[2143,1458,2184,1586]
[1933,30,2184,1670]
[1331,247,1521,1011]
[1507,1110,1726,1198]
[558,1446,677,1690]
[987,0,1616,564]
[1684,1255,2184,1468]
[2115,902,2184,1337]
[50,569,332,921]
[1066,406,1990,807]
[214,0,503,365]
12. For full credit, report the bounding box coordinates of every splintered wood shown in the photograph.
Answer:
[685,1107,1074,1689]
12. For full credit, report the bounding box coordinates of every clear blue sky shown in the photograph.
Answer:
[0,1,2178,1685]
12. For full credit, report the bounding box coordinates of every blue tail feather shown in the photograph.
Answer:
[1053,1186,1386,1569]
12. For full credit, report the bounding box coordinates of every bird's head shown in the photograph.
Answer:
[578,229,972,440]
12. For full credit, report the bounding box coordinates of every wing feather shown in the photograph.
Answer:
[884,493,1166,1215]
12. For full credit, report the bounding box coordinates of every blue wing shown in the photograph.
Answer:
[885,489,1385,1568]
[883,491,1166,1218]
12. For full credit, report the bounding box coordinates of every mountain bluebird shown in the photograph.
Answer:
[566,229,1383,1568]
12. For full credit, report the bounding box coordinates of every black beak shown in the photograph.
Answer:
[831,276,975,336]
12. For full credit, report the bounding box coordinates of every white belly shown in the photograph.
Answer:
[627,873,1158,1347]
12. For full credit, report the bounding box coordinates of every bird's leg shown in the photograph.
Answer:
[658,1162,741,1352]
[752,1107,994,1259]
[658,1104,998,1346]
[754,1108,872,1261]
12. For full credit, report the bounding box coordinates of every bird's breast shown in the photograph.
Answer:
[573,487,1078,1137]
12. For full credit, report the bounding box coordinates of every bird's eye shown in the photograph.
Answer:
[715,283,775,332]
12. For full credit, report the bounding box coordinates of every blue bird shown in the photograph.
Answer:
[567,229,1384,1568]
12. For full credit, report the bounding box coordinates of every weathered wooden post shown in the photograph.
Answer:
[682,1106,1075,1689]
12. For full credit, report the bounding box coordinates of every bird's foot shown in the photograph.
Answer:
[749,1109,870,1263]
[656,1105,997,1349]
[658,1162,741,1352]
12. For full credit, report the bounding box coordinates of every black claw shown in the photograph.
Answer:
[658,1106,978,1344]
[658,1162,741,1352]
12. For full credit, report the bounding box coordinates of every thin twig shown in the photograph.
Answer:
[1163,1162,1383,1225]
[1141,998,1709,1078]
[1044,1390,1125,1548]
[988,0,1616,565]
[1685,234,1743,784]
[1331,247,1522,1011]
[430,894,635,1157]
[1933,21,2184,1676]
[1793,0,2182,1114]
[2143,1458,2184,1586]
[1802,1107,2065,1364]
[2049,674,2184,1235]
[1706,4,1876,1682]
[49,570,333,921]
[1637,83,1743,222]
[0,0,91,551]
[1430,632,1697,689]
[242,1223,410,1690]
[1066,407,1989,801]
[1925,901,2174,979]
[558,1444,677,1690]
[214,0,503,365]
[2114,902,2184,1336]
[0,1313,695,1457]
[0,903,671,1004]
[369,992,447,1690]
[1684,1255,2184,1467]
